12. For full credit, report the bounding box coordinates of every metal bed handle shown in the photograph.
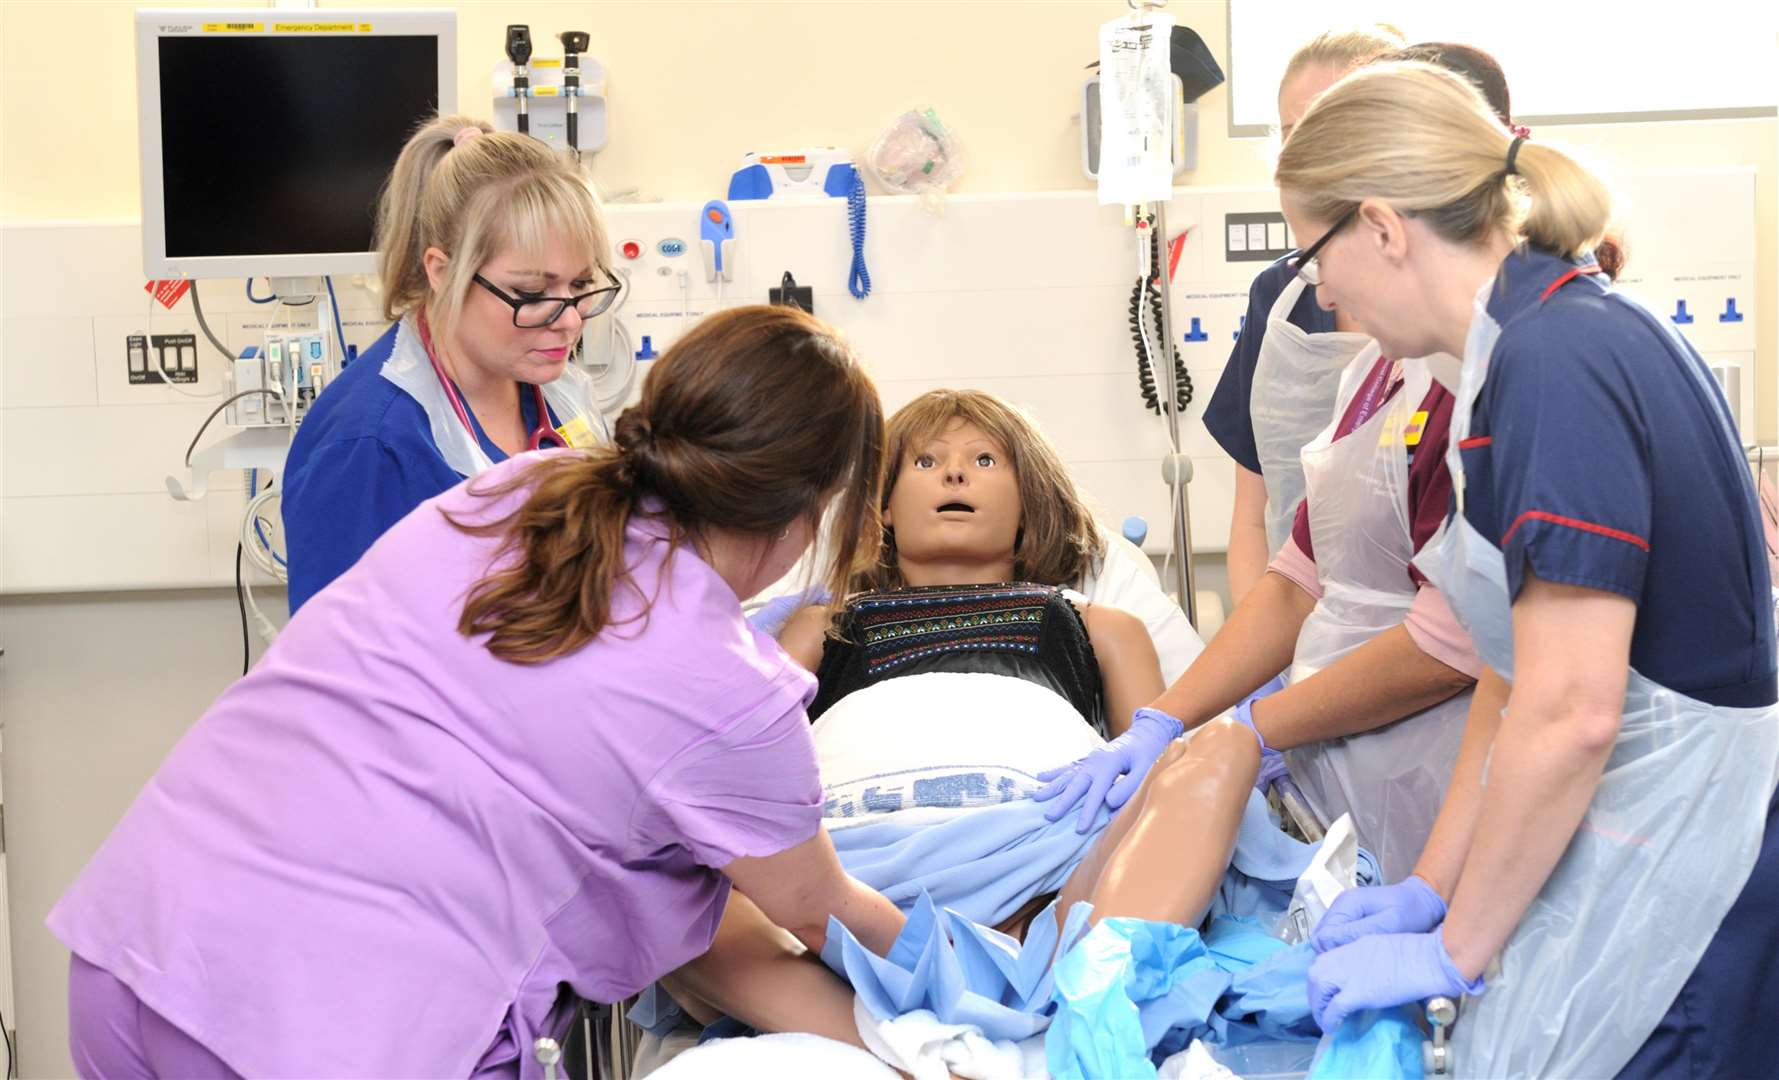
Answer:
[534,1036,563,1080]
[1422,996,1457,1075]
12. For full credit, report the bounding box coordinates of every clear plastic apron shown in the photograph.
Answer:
[1282,346,1470,883]
[1249,275,1373,554]
[378,314,605,478]
[1413,274,1779,1079]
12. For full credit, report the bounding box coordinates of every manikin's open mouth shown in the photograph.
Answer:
[937,502,975,513]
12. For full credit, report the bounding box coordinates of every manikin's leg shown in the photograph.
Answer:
[662,890,868,1050]
[662,722,1256,1058]
[1056,718,1261,929]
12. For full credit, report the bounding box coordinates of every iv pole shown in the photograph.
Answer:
[1152,199,1198,628]
[1125,0,1197,626]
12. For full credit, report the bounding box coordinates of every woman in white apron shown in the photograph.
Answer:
[1043,261,1478,882]
[282,115,610,613]
[1203,27,1399,602]
[1280,62,1779,1077]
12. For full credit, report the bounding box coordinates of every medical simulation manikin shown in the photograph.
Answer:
[648,391,1300,1060]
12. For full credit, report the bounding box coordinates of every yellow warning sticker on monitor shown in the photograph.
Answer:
[203,22,263,32]
[274,22,359,33]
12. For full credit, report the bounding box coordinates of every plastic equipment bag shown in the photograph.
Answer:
[866,108,966,211]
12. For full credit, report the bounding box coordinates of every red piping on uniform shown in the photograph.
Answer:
[1502,510,1649,552]
[1459,436,1493,449]
[1539,265,1603,303]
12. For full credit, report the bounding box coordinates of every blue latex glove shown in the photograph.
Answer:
[1311,875,1447,953]
[1235,675,1288,791]
[1231,697,1284,792]
[1307,928,1484,1034]
[1032,707,1184,833]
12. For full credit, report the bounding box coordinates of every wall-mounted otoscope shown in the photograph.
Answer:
[505,25,533,136]
[558,31,590,159]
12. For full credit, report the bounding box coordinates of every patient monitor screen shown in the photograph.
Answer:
[156,36,440,259]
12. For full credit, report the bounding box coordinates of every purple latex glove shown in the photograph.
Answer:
[1311,875,1448,953]
[1032,706,1184,833]
[1308,928,1485,1034]
[1231,695,1283,791]
[745,587,830,637]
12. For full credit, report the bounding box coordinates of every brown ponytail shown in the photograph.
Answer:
[448,306,885,663]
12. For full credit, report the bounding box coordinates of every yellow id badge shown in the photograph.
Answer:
[555,416,601,449]
[1403,410,1428,447]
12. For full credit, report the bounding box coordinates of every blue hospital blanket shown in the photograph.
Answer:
[830,786,1330,929]
[818,791,1346,1048]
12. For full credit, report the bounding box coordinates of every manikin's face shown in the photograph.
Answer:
[884,419,1022,567]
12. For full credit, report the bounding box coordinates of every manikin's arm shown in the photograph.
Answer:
[777,604,831,673]
[1082,602,1166,737]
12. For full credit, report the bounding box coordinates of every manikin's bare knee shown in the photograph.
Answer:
[1143,719,1260,808]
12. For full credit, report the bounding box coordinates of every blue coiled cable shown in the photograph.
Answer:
[847,171,871,299]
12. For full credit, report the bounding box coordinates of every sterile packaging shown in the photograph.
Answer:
[1156,1040,1238,1080]
[1277,813,1358,944]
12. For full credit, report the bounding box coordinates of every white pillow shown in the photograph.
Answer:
[1078,530,1205,684]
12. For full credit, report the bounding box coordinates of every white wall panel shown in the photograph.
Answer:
[0,175,1759,593]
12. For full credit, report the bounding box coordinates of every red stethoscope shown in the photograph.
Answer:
[417,313,566,451]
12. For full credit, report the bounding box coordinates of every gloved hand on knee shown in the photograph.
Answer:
[1310,874,1448,953]
[1032,706,1184,834]
[1234,675,1288,791]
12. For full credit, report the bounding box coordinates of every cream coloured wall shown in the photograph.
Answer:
[0,5,1773,1076]
[3,0,1773,433]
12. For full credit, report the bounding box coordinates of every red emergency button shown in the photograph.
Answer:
[620,240,643,260]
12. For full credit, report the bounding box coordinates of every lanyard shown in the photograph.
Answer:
[416,313,564,452]
[1346,353,1399,432]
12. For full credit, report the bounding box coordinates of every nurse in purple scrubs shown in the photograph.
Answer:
[49,305,902,1078]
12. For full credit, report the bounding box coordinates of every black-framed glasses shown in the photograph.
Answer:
[473,273,623,328]
[1289,206,1359,286]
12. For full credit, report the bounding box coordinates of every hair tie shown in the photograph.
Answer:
[1511,124,1532,140]
[614,414,656,456]
[452,126,484,149]
[1504,135,1527,176]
